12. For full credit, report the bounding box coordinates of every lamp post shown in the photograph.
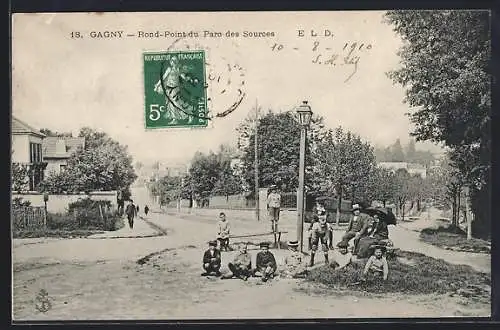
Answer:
[43,192,49,230]
[296,101,313,253]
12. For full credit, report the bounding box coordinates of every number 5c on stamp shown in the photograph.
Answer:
[143,50,208,129]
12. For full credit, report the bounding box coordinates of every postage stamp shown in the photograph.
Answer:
[143,50,208,129]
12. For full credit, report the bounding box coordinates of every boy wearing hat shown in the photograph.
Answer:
[221,244,252,280]
[282,240,307,279]
[330,240,353,270]
[361,245,389,281]
[253,242,277,282]
[309,212,334,267]
[340,204,372,249]
[202,240,222,276]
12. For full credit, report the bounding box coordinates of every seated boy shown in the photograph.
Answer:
[361,245,389,281]
[202,240,222,276]
[253,242,277,282]
[281,240,308,279]
[221,244,252,281]
[330,240,353,270]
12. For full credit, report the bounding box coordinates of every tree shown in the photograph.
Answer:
[314,127,376,225]
[11,162,30,192]
[238,110,326,194]
[393,168,412,220]
[390,139,405,162]
[385,10,491,238]
[406,139,417,163]
[40,128,137,193]
[369,167,398,207]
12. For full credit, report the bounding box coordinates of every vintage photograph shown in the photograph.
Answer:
[11,10,491,320]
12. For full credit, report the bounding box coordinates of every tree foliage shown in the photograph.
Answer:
[11,162,30,192]
[40,128,137,193]
[238,110,326,194]
[314,126,376,222]
[385,10,490,237]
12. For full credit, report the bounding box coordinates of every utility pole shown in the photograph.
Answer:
[254,99,260,221]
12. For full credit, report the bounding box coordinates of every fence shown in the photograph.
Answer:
[11,191,117,214]
[12,206,46,231]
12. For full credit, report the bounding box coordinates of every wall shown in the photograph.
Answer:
[44,159,67,176]
[12,191,118,214]
[11,135,30,163]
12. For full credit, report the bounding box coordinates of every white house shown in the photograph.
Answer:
[11,116,46,191]
[378,161,427,179]
[42,136,85,176]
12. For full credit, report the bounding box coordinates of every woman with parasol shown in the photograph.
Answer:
[355,208,395,258]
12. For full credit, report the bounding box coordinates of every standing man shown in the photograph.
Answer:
[339,204,372,250]
[253,242,277,282]
[144,205,150,216]
[267,185,281,233]
[125,199,137,229]
[117,190,124,216]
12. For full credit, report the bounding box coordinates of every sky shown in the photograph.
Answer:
[12,11,444,165]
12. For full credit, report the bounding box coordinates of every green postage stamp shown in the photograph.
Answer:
[143,50,208,129]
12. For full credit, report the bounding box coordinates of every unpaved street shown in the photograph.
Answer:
[12,187,491,320]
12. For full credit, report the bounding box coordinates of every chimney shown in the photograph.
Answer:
[55,139,66,155]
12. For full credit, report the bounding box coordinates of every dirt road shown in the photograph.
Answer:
[11,188,491,320]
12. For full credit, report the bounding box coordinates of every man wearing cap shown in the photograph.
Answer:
[340,204,372,249]
[253,242,278,282]
[202,240,222,276]
[282,240,307,279]
[221,244,252,281]
[330,240,353,270]
[267,186,281,233]
[309,212,334,266]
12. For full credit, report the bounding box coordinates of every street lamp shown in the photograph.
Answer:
[296,101,313,253]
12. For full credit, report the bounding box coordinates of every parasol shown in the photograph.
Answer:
[361,207,397,225]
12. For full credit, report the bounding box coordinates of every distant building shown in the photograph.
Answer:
[378,161,427,179]
[42,136,85,176]
[11,117,46,190]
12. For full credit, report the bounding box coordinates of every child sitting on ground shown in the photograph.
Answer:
[330,240,353,270]
[361,244,389,281]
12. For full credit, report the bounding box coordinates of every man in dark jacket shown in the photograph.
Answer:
[144,205,150,216]
[253,242,277,282]
[340,204,372,249]
[125,200,137,229]
[202,240,222,276]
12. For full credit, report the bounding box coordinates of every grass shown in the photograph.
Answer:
[420,225,491,254]
[306,250,490,297]
[13,215,125,239]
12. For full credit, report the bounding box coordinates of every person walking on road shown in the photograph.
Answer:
[144,205,150,216]
[126,199,137,229]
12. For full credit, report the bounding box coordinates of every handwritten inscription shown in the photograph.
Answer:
[270,40,373,82]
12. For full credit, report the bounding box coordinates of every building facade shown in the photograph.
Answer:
[42,136,85,176]
[11,117,46,191]
[378,161,427,179]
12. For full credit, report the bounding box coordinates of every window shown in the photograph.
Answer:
[29,142,42,163]
[60,164,67,172]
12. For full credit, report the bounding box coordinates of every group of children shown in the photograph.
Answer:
[204,210,389,282]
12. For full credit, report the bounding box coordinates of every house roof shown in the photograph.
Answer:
[12,117,45,138]
[42,136,85,159]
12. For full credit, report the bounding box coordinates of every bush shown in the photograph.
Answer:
[420,225,490,254]
[306,250,490,295]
